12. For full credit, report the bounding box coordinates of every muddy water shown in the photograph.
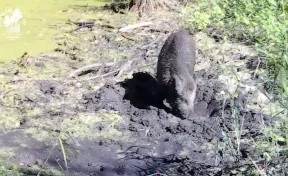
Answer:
[0,0,109,61]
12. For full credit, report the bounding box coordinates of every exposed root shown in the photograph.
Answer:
[129,0,178,13]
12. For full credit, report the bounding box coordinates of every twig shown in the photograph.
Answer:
[121,33,136,41]
[37,139,59,176]
[140,35,162,49]
[52,156,65,171]
[70,24,95,33]
[147,173,168,176]
[0,90,12,99]
[236,114,245,154]
[253,57,261,79]
[148,28,170,34]
[116,59,134,78]
[119,22,153,32]
[248,155,267,176]
[100,24,117,29]
[80,67,121,81]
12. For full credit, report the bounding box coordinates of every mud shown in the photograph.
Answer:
[70,70,251,175]
[0,67,264,175]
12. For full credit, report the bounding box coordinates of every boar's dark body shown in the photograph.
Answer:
[157,29,197,118]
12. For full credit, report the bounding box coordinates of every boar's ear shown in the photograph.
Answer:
[174,74,186,93]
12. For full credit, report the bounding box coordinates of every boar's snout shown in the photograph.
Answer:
[173,77,197,118]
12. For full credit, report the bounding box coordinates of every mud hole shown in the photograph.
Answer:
[73,68,265,175]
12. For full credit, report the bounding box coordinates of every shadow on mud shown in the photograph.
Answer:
[120,72,159,109]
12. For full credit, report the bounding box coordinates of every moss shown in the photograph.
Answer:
[20,111,124,142]
[19,165,65,176]
[26,128,52,142]
[60,111,123,140]
[0,109,21,130]
[0,148,16,162]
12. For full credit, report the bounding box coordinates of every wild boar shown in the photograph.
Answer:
[157,29,197,118]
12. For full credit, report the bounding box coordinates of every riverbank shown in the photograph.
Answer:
[0,2,287,175]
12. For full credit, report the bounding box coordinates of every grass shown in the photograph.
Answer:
[0,164,22,176]
[180,0,288,171]
[181,0,288,101]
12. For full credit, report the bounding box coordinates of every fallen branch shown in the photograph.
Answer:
[67,19,95,27]
[119,22,153,32]
[67,19,96,33]
[11,77,61,82]
[81,57,139,81]
[68,62,114,78]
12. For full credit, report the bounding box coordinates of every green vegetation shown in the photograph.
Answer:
[0,164,22,176]
[181,0,288,100]
[181,0,288,159]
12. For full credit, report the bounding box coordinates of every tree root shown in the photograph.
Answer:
[129,0,179,13]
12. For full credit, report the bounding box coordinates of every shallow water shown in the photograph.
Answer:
[0,0,109,61]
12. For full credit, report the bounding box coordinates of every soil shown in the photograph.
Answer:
[0,3,287,176]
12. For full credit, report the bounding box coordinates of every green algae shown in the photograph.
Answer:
[0,0,110,62]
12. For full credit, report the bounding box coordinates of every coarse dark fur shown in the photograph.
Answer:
[157,29,197,118]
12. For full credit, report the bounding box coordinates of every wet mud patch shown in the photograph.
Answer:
[69,69,263,175]
[0,71,269,175]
